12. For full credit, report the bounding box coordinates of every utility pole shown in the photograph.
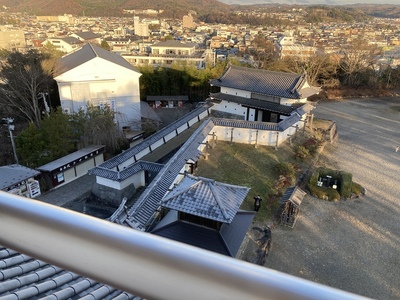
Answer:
[2,117,19,164]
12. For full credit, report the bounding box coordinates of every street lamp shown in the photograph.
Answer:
[2,117,19,164]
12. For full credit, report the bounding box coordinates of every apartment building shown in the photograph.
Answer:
[0,27,26,51]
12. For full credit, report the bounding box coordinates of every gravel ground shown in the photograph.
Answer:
[263,97,400,300]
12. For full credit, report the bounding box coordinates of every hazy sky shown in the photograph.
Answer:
[218,0,400,5]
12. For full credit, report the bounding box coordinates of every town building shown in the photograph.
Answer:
[42,36,82,53]
[152,174,255,257]
[54,43,142,131]
[122,40,207,68]
[183,14,195,29]
[209,65,319,123]
[36,146,105,190]
[134,16,150,37]
[0,164,41,198]
[0,27,26,51]
[69,31,101,44]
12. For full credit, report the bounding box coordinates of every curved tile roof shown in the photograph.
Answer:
[210,65,320,99]
[0,248,138,300]
[161,174,249,223]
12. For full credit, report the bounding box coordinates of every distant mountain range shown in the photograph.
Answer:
[218,0,400,5]
[0,0,230,17]
[0,0,398,17]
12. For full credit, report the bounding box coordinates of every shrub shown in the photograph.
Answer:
[309,170,319,186]
[308,184,340,201]
[274,162,296,178]
[340,171,353,198]
[303,137,321,155]
[295,145,310,159]
[351,182,363,196]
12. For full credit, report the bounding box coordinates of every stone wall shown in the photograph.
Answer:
[91,182,137,207]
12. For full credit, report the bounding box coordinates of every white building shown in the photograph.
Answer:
[209,65,320,123]
[54,43,142,130]
[42,37,82,53]
[122,40,207,68]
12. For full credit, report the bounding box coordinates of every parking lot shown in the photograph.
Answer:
[264,97,400,300]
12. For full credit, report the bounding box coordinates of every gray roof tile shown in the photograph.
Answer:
[97,105,211,170]
[210,65,320,99]
[89,161,164,182]
[36,146,105,173]
[162,174,249,223]
[55,43,140,78]
[0,165,41,191]
[281,186,306,207]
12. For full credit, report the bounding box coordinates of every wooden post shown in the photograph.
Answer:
[254,130,259,148]
[230,128,234,145]
[310,113,314,130]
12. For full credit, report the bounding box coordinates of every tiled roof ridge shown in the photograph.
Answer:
[123,119,215,228]
[89,161,164,182]
[97,105,211,170]
[207,180,230,221]
[88,43,99,58]
[228,64,299,77]
[162,179,202,203]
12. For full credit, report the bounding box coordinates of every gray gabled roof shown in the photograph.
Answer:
[88,161,164,182]
[72,31,100,40]
[281,186,307,207]
[55,43,140,77]
[151,40,196,48]
[50,36,82,45]
[209,65,320,99]
[161,174,249,224]
[96,105,211,170]
[120,119,216,230]
[36,146,105,173]
[0,165,40,190]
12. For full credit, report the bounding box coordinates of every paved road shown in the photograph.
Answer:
[264,97,400,300]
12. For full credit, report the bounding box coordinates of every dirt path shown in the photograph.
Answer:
[262,98,400,300]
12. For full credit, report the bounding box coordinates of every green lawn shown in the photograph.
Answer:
[193,137,313,225]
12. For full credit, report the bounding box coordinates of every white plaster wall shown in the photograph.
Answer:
[95,154,104,166]
[198,109,210,119]
[212,126,281,147]
[120,171,145,189]
[248,108,256,121]
[164,131,176,142]
[188,117,198,127]
[220,87,250,98]
[55,57,142,130]
[96,177,121,189]
[119,158,136,170]
[151,139,164,150]
[212,100,247,118]
[177,124,189,134]
[281,97,307,106]
[136,148,151,160]
[63,168,76,184]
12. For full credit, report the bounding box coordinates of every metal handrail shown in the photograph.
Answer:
[0,191,369,300]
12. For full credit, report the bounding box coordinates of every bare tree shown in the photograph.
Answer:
[338,38,382,87]
[0,49,55,128]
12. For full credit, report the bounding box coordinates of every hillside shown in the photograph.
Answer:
[0,0,231,17]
